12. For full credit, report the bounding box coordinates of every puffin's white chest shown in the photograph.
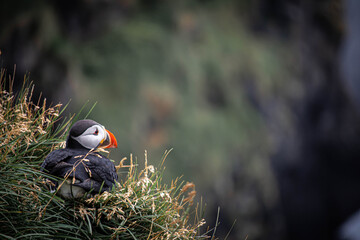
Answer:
[56,180,86,199]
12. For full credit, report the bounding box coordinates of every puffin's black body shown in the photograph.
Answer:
[41,119,118,198]
[41,149,117,194]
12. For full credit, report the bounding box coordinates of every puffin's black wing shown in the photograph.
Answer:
[41,149,73,172]
[83,152,118,191]
[41,149,118,194]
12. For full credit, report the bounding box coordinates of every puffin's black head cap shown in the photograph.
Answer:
[66,119,99,149]
[69,119,99,137]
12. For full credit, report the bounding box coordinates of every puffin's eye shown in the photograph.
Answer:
[94,129,99,135]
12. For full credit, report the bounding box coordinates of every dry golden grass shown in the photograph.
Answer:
[0,70,214,239]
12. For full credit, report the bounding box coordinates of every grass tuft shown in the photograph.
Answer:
[0,69,213,239]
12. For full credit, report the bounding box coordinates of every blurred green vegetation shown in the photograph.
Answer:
[0,1,298,238]
[68,6,271,180]
[61,4,291,238]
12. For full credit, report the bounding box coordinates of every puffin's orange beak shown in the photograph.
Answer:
[105,129,118,148]
[99,129,118,149]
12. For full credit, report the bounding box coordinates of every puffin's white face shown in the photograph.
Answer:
[72,124,107,150]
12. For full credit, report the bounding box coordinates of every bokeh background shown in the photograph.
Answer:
[1,0,360,239]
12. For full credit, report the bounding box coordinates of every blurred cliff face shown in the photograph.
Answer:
[2,0,360,240]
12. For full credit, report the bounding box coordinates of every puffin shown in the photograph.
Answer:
[41,119,118,199]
